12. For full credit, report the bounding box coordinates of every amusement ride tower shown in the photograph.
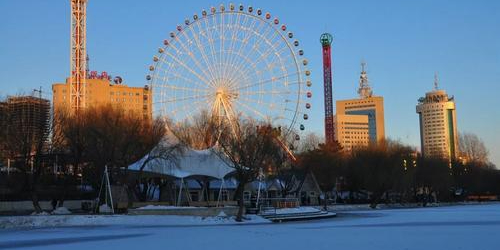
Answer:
[70,0,87,114]
[320,33,334,145]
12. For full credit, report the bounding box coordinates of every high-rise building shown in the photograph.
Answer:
[416,74,458,159]
[1,96,51,151]
[335,62,385,151]
[52,76,152,120]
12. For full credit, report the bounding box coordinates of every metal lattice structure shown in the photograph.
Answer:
[148,4,312,146]
[358,61,373,99]
[70,0,87,113]
[320,33,334,145]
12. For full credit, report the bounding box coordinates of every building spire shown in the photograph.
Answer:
[434,72,439,90]
[358,60,373,99]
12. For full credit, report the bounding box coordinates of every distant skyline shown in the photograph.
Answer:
[0,0,499,167]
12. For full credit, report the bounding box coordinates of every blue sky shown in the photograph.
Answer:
[0,0,499,167]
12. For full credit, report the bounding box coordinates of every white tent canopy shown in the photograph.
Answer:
[129,146,235,179]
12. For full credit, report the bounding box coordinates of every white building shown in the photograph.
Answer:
[416,75,458,159]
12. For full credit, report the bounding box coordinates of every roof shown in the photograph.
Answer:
[129,145,235,179]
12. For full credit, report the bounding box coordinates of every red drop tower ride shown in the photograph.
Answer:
[320,33,335,145]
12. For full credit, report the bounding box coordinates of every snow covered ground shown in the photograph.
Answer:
[0,213,268,229]
[1,203,500,250]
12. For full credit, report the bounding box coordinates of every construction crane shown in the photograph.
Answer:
[70,0,87,114]
[320,33,335,145]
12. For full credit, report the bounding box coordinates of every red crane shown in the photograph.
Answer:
[320,33,335,145]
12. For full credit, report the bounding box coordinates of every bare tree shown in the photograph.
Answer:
[217,120,282,222]
[171,110,219,150]
[297,132,322,153]
[459,132,489,165]
[57,105,173,207]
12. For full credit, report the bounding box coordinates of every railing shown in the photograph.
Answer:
[257,197,299,215]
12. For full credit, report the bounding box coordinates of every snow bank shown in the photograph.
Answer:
[0,214,270,230]
[99,204,113,214]
[51,207,71,215]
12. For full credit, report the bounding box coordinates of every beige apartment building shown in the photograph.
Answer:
[52,78,152,120]
[416,83,458,159]
[334,114,370,151]
[334,63,385,151]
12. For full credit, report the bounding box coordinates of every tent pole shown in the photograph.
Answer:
[177,178,183,206]
[105,166,115,214]
[216,178,223,207]
[95,167,106,213]
[184,179,192,205]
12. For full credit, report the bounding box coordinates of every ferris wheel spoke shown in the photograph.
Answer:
[205,12,221,81]
[170,98,212,119]
[158,84,210,93]
[190,19,220,83]
[235,28,289,81]
[162,41,216,88]
[221,13,241,83]
[173,30,218,88]
[232,98,268,120]
[231,72,300,91]
[238,90,292,96]
[224,14,262,81]
[227,20,271,84]
[158,70,211,91]
[158,52,213,89]
[223,13,254,83]
[155,93,212,104]
[219,11,225,84]
[237,96,285,112]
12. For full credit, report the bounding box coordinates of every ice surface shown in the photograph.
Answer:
[1,203,499,250]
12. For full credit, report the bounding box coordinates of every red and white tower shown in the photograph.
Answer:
[320,33,334,145]
[70,0,87,114]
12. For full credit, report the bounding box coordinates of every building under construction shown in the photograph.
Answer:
[1,96,51,153]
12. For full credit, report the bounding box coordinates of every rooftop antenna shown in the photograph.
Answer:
[357,60,373,99]
[434,72,439,90]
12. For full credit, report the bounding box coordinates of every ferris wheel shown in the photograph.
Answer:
[147,4,312,146]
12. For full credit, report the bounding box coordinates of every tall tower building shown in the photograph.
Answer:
[416,74,458,159]
[335,62,385,151]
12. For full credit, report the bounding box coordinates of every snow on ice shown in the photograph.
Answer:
[0,203,499,250]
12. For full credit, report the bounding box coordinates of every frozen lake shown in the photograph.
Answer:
[1,203,499,250]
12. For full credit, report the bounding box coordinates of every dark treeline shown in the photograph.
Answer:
[0,104,174,212]
[2,102,499,213]
[299,140,500,208]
